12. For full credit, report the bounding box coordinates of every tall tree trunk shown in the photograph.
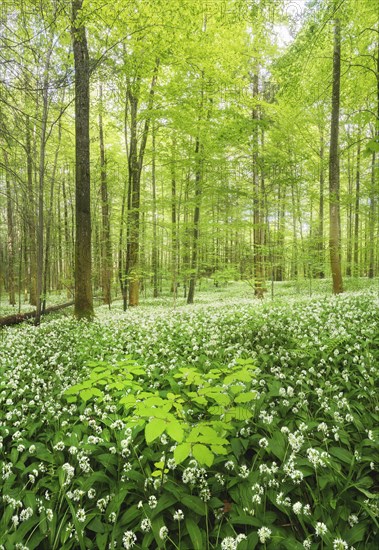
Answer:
[151,124,159,298]
[99,84,112,306]
[25,113,37,304]
[369,33,379,278]
[187,137,203,304]
[346,144,353,276]
[72,0,94,319]
[125,60,159,307]
[368,151,376,278]
[318,129,325,278]
[329,18,343,294]
[171,134,178,296]
[43,115,63,312]
[35,46,52,325]
[4,150,16,306]
[252,71,264,296]
[353,135,360,277]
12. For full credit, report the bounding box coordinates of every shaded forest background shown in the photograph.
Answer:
[0,0,378,319]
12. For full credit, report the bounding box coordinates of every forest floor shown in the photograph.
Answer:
[0,281,378,549]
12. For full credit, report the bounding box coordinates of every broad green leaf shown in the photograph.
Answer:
[186,517,203,549]
[192,443,214,467]
[174,442,191,464]
[145,418,166,444]
[166,421,184,442]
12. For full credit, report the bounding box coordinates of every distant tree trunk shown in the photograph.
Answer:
[252,71,264,296]
[317,129,325,278]
[369,34,379,278]
[368,151,376,278]
[35,46,52,325]
[329,18,343,294]
[353,135,360,277]
[4,150,16,306]
[25,113,37,305]
[125,60,159,307]
[72,0,94,319]
[99,84,112,306]
[187,137,203,304]
[43,115,63,312]
[151,123,159,298]
[346,144,353,277]
[126,91,140,306]
[171,134,178,296]
[62,173,72,297]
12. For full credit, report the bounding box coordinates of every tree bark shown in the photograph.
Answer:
[187,137,203,304]
[99,84,112,306]
[329,18,343,294]
[317,128,325,278]
[72,0,94,319]
[125,60,159,307]
[353,135,360,276]
[4,150,16,306]
[0,301,75,328]
[151,124,159,298]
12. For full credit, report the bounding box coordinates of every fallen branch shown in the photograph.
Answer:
[0,301,74,327]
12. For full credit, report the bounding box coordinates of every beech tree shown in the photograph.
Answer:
[72,0,94,319]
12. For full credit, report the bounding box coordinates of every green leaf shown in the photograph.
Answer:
[192,443,214,467]
[181,495,207,516]
[234,391,257,403]
[329,446,353,465]
[145,418,166,444]
[346,523,367,545]
[174,442,191,464]
[186,517,203,549]
[166,421,184,442]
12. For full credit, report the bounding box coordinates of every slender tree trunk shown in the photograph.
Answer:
[25,113,37,304]
[151,124,159,298]
[368,152,376,278]
[125,60,159,306]
[329,18,343,294]
[171,134,178,296]
[187,137,203,304]
[72,0,94,319]
[369,34,379,278]
[346,144,353,277]
[43,115,63,312]
[252,71,264,296]
[353,136,360,277]
[318,129,325,278]
[4,150,16,306]
[99,84,112,306]
[35,46,52,325]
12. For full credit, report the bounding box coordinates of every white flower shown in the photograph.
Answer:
[315,522,328,536]
[348,514,358,527]
[257,526,271,543]
[20,508,33,521]
[333,539,349,550]
[159,526,168,540]
[148,495,157,509]
[293,502,302,515]
[122,530,137,549]
[259,438,268,448]
[173,509,184,521]
[76,508,86,523]
[141,518,151,532]
[221,537,237,550]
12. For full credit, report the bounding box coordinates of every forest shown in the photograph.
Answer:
[0,0,378,549]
